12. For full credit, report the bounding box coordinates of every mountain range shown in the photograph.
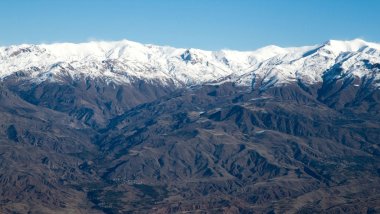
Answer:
[0,39,379,213]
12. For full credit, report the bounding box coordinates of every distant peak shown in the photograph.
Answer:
[324,38,366,45]
[258,45,283,50]
[321,39,380,54]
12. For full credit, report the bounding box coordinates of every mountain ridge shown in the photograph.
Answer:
[1,38,380,213]
[1,38,379,88]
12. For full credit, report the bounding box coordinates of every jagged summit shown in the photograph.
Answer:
[0,38,379,88]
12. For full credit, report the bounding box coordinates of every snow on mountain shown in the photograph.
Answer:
[0,39,379,88]
[234,39,380,89]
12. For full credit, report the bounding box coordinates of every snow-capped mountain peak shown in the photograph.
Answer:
[234,39,380,89]
[322,39,378,53]
[1,39,379,89]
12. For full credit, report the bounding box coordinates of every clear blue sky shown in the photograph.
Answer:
[1,0,379,50]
